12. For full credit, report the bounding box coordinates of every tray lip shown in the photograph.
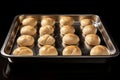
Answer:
[1,14,119,59]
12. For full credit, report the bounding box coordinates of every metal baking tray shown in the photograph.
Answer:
[1,14,119,63]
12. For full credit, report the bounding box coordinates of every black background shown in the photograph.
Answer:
[0,0,120,80]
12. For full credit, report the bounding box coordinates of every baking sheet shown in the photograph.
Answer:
[1,14,119,58]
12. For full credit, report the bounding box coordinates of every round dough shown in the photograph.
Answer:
[19,15,25,22]
[60,25,75,37]
[20,25,36,36]
[59,16,74,26]
[22,17,37,26]
[62,33,80,45]
[80,19,92,29]
[38,34,55,46]
[62,46,82,55]
[41,17,55,26]
[39,45,58,55]
[82,25,97,37]
[79,15,92,20]
[39,25,54,36]
[17,35,34,47]
[90,45,109,55]
[85,34,101,46]
[13,47,33,56]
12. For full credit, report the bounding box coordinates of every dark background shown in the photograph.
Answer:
[0,0,120,80]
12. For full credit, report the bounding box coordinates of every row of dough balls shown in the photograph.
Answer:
[79,17,100,49]
[79,17,109,55]
[38,16,82,56]
[13,16,58,56]
[13,16,38,56]
[60,16,109,55]
[59,16,82,55]
[38,17,58,55]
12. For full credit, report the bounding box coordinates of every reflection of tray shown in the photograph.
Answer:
[1,14,119,63]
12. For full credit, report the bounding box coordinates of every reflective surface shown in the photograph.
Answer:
[0,59,119,80]
[0,62,115,80]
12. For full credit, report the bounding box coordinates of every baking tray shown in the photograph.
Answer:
[1,14,119,63]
